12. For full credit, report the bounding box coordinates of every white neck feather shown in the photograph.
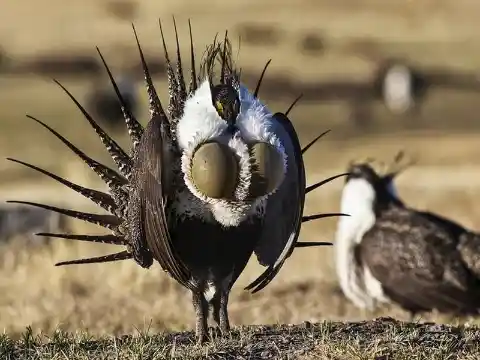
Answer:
[337,178,377,246]
[334,178,377,309]
[173,79,287,227]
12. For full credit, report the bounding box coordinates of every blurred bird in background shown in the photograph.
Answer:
[335,152,480,320]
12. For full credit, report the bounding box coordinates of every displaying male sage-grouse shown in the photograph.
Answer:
[335,152,480,320]
[7,20,347,343]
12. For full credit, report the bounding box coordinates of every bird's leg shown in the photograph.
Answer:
[211,293,220,329]
[219,291,230,333]
[192,291,209,345]
[212,289,230,334]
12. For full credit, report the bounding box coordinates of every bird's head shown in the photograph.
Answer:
[346,162,391,196]
[176,42,287,227]
[211,83,241,131]
[343,152,414,213]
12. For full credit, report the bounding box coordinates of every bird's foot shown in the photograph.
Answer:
[210,322,230,338]
[196,327,227,345]
[219,321,230,335]
[209,326,223,340]
[195,330,208,346]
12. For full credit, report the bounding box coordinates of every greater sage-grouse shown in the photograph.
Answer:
[8,19,347,343]
[335,153,480,320]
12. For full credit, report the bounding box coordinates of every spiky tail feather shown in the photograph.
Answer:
[7,18,201,267]
[1,22,152,265]
[295,241,332,248]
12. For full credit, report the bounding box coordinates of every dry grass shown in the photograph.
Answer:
[2,1,480,358]
[3,180,480,339]
[2,318,480,359]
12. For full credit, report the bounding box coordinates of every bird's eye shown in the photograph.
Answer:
[191,141,238,199]
[215,101,224,115]
[249,142,285,197]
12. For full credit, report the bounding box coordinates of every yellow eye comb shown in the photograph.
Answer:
[215,101,224,114]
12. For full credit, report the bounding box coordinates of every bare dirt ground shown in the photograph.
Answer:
[2,0,480,358]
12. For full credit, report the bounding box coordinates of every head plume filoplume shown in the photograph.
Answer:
[199,31,239,88]
[380,150,417,180]
[347,150,417,181]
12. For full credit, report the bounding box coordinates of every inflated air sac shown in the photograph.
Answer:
[249,142,284,197]
[191,141,239,199]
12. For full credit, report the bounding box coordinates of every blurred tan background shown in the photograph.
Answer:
[1,0,480,337]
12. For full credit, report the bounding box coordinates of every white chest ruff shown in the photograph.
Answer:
[174,79,286,227]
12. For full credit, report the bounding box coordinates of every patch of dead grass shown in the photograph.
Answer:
[1,318,480,359]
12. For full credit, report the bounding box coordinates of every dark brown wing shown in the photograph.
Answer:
[244,112,305,293]
[360,206,480,313]
[417,210,467,238]
[129,115,194,290]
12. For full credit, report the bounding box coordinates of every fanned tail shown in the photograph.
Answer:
[7,201,121,230]
[132,24,166,124]
[9,109,133,265]
[6,158,116,213]
[53,80,133,179]
[7,20,198,268]
[220,31,229,84]
[8,121,131,264]
[25,115,128,193]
